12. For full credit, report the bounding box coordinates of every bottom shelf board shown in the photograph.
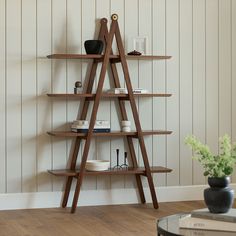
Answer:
[48,166,172,177]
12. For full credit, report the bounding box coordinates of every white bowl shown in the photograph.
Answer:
[85,160,110,171]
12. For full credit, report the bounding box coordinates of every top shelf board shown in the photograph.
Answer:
[47,93,172,99]
[47,54,172,60]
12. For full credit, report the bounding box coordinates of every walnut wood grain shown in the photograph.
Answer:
[48,166,172,177]
[47,53,172,60]
[47,93,172,98]
[47,130,172,137]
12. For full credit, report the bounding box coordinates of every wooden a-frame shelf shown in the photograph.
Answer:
[47,15,173,213]
[47,93,172,99]
[48,166,172,177]
[47,130,172,138]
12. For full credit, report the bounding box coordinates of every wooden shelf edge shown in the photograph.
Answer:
[47,130,173,137]
[47,93,172,98]
[47,54,172,60]
[48,166,172,177]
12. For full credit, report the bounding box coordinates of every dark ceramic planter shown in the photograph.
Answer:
[204,177,234,213]
[84,40,103,54]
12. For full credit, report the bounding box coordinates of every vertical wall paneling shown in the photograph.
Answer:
[6,0,22,193]
[179,0,193,185]
[152,0,166,187]
[22,0,37,192]
[166,0,180,186]
[0,0,6,193]
[1,0,236,198]
[219,0,231,137]
[124,0,139,189]
[206,0,219,153]
[81,0,96,190]
[138,0,153,188]
[37,0,52,192]
[51,0,67,191]
[231,0,236,182]
[96,0,111,190]
[192,0,206,185]
[66,0,82,191]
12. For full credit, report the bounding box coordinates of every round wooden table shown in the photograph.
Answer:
[157,213,235,236]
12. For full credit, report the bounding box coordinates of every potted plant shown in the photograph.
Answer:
[185,134,236,213]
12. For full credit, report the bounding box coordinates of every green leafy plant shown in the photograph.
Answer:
[185,134,236,177]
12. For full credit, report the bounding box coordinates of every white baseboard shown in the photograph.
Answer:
[0,184,235,210]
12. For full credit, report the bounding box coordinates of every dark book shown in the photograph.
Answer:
[191,208,236,223]
[71,128,111,133]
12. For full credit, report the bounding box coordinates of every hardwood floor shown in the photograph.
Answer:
[0,201,207,236]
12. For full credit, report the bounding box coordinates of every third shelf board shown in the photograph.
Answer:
[47,93,172,99]
[47,130,172,138]
[48,166,172,177]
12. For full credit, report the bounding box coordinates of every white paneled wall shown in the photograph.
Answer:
[0,0,236,197]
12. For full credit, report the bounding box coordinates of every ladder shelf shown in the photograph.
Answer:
[47,14,172,213]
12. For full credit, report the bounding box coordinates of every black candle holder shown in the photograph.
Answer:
[120,152,128,169]
[113,149,122,170]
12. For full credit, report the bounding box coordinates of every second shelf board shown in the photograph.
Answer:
[47,93,172,99]
[48,166,172,177]
[47,130,172,137]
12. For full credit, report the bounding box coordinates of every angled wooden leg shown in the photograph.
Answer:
[127,137,146,203]
[99,21,146,204]
[62,138,82,207]
[70,20,117,213]
[62,18,109,209]
[113,18,159,209]
[109,62,146,204]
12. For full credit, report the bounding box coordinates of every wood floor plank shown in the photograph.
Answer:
[0,201,223,236]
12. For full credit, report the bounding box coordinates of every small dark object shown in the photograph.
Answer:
[74,81,82,94]
[127,50,142,56]
[75,81,82,88]
[84,40,104,54]
[121,152,128,169]
[204,177,234,213]
[113,149,122,170]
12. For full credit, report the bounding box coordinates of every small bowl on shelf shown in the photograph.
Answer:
[84,40,104,54]
[85,160,110,171]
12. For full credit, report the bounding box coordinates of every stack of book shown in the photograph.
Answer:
[179,208,236,233]
[106,88,149,94]
[71,120,110,133]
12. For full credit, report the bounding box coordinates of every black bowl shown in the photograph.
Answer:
[84,40,104,54]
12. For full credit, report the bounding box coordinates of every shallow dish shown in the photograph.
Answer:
[85,160,110,171]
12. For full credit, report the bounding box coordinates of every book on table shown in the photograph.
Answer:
[191,208,236,223]
[179,228,236,236]
[179,214,236,232]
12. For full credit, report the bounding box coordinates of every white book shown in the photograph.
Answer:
[179,214,236,232]
[106,88,127,94]
[132,88,149,94]
[191,208,236,223]
[179,228,236,236]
